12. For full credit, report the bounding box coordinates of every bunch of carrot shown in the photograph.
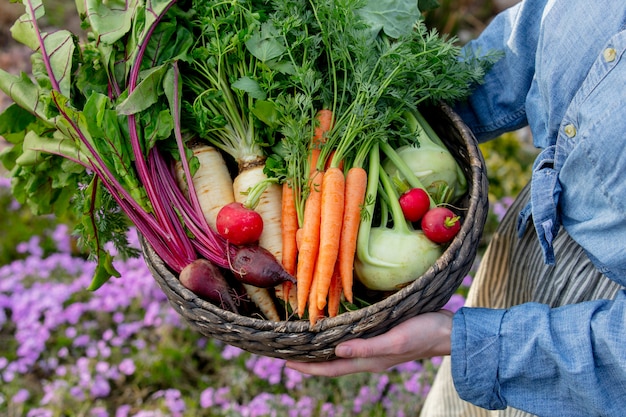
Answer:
[279,110,368,326]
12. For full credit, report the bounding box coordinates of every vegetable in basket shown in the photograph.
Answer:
[0,0,495,324]
[354,144,443,292]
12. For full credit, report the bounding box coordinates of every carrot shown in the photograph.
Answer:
[295,109,334,318]
[314,166,345,310]
[327,261,342,318]
[281,182,299,276]
[338,166,367,303]
[296,170,324,317]
[296,227,304,250]
[310,109,334,173]
[313,109,334,144]
[308,272,324,327]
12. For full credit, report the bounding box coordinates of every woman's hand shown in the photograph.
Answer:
[286,310,454,377]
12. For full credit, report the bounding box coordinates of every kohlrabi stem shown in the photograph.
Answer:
[378,161,412,234]
[380,142,436,207]
[411,109,446,149]
[356,144,395,268]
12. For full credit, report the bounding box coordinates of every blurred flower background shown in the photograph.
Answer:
[0,0,533,415]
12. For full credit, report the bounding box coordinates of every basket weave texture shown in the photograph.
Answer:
[141,103,489,362]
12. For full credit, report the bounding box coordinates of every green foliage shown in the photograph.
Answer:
[480,131,537,201]
[0,182,73,265]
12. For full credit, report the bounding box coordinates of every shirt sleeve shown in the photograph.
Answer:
[453,0,546,141]
[451,290,626,416]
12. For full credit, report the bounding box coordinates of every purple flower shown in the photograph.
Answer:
[393,360,423,374]
[221,344,244,360]
[118,358,136,376]
[245,392,273,417]
[403,373,422,394]
[50,224,72,253]
[246,355,284,385]
[90,406,108,417]
[115,405,132,417]
[443,293,466,313]
[154,389,186,416]
[492,196,514,222]
[26,409,54,417]
[95,361,109,375]
[294,396,315,417]
[283,366,305,390]
[12,388,30,403]
[90,376,111,398]
[320,402,337,417]
[199,387,215,408]
[461,274,473,288]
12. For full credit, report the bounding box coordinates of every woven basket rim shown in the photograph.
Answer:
[142,102,487,335]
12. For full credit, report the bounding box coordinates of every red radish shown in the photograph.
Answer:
[216,202,264,245]
[399,188,431,222]
[179,258,239,313]
[230,245,297,288]
[421,207,461,243]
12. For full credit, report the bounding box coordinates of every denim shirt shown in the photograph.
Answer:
[450,0,626,415]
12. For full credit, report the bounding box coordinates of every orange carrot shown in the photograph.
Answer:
[308,273,324,327]
[327,261,343,318]
[281,182,299,276]
[338,166,367,303]
[310,109,334,173]
[313,109,334,144]
[296,171,323,317]
[314,166,345,310]
[296,109,333,318]
[296,228,304,251]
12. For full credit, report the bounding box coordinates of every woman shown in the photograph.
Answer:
[286,1,626,416]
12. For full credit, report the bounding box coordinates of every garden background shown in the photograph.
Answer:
[0,1,537,415]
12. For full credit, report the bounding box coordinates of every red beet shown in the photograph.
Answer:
[179,258,239,312]
[229,245,296,288]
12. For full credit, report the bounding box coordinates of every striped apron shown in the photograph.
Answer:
[420,183,624,417]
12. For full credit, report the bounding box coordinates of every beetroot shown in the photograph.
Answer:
[179,258,239,312]
[230,245,296,288]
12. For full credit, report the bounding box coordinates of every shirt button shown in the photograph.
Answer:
[564,124,577,138]
[603,47,617,62]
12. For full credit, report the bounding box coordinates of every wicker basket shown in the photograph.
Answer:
[141,103,488,362]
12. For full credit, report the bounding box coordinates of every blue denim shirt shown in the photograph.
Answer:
[450,0,626,414]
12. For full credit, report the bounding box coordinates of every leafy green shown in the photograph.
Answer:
[357,0,422,38]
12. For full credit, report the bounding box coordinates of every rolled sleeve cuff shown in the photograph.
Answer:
[451,307,508,410]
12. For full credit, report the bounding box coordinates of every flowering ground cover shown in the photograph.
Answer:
[0,175,493,417]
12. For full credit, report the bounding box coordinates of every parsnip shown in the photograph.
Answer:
[233,163,283,322]
[233,164,284,262]
[176,143,234,230]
